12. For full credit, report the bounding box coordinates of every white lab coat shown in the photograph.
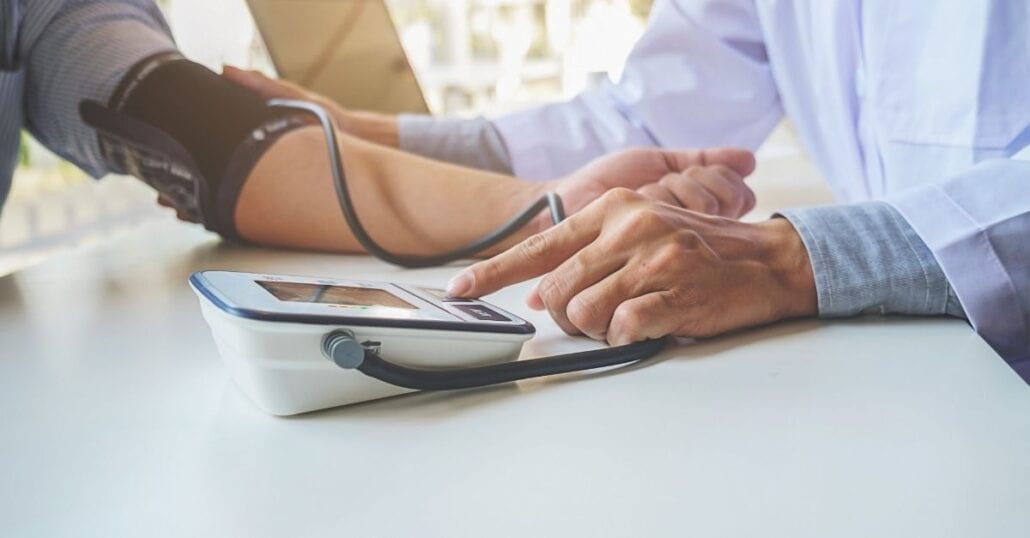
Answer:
[492,0,1030,363]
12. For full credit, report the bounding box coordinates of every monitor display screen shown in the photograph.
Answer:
[257,281,416,310]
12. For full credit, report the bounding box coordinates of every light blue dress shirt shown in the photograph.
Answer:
[399,0,1030,376]
[0,0,176,205]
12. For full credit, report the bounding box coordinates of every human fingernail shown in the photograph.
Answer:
[446,271,474,297]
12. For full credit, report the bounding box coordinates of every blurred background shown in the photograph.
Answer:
[1,0,654,274]
[0,0,825,276]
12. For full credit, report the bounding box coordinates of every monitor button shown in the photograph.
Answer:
[454,304,510,322]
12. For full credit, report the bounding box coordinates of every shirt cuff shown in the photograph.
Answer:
[779,201,966,319]
[397,114,513,175]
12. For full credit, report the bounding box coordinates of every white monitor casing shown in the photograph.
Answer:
[191,271,534,415]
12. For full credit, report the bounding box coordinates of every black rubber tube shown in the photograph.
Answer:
[268,99,565,268]
[355,338,667,391]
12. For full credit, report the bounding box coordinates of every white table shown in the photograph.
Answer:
[2,218,1029,538]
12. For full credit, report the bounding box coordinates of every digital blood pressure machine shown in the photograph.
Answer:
[191,271,663,415]
[189,100,665,415]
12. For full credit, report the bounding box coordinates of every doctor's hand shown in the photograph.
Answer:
[447,189,817,344]
[547,147,757,227]
[221,66,400,147]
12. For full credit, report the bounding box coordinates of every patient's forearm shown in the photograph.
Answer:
[234,125,545,255]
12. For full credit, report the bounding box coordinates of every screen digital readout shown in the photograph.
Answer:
[257,281,417,310]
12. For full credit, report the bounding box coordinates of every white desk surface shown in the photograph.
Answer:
[2,218,1029,538]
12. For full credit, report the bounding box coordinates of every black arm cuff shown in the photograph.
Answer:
[82,53,309,240]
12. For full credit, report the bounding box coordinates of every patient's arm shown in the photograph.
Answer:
[234,125,547,256]
[88,57,756,257]
[234,125,759,257]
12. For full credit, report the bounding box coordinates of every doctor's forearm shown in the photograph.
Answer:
[233,125,543,255]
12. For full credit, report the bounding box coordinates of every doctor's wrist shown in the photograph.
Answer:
[757,217,817,319]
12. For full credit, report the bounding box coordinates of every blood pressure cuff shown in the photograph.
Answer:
[80,52,309,239]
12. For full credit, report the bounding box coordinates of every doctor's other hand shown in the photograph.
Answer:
[221,65,400,147]
[447,189,817,344]
[548,147,757,225]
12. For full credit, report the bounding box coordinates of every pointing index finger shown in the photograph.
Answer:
[447,209,601,298]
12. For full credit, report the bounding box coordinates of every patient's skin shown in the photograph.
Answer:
[234,123,758,257]
[235,125,546,255]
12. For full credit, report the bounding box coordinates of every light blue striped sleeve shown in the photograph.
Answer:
[779,201,966,320]
[19,0,176,178]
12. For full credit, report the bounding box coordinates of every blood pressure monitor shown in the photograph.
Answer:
[192,270,665,415]
[190,270,536,414]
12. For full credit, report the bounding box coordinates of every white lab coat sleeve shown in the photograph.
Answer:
[888,158,1030,362]
[493,0,783,180]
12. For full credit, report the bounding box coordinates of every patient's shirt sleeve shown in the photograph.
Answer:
[20,0,177,178]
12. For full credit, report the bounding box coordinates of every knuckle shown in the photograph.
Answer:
[654,243,685,267]
[700,195,720,215]
[602,187,641,206]
[710,164,736,179]
[683,166,705,179]
[657,173,683,189]
[611,303,646,337]
[609,220,642,246]
[565,298,589,327]
[608,208,663,245]
[519,233,551,262]
[537,274,570,306]
[567,295,604,332]
[628,206,666,229]
[684,166,715,184]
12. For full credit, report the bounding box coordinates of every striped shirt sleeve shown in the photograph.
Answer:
[19,0,176,178]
